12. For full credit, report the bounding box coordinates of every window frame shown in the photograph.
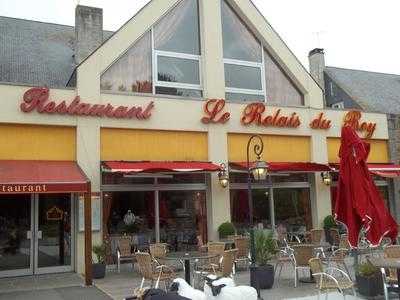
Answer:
[151,4,203,96]
[223,35,266,102]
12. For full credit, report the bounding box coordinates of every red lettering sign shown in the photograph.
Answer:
[201,99,230,124]
[343,110,376,138]
[241,103,301,128]
[310,112,331,129]
[20,87,154,120]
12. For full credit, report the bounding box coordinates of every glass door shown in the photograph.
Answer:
[0,194,33,277]
[35,194,73,274]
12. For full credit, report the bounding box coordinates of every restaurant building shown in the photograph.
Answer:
[0,0,394,283]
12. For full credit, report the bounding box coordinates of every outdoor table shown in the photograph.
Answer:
[368,257,400,298]
[219,239,235,249]
[157,251,219,286]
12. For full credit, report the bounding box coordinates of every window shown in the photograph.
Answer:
[331,102,344,109]
[221,0,303,105]
[264,50,303,106]
[100,32,152,93]
[101,0,202,98]
[221,0,264,102]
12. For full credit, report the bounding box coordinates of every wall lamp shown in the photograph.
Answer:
[321,172,332,186]
[218,163,229,188]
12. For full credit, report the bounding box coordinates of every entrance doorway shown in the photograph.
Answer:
[0,194,74,278]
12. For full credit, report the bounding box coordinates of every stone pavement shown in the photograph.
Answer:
[0,273,111,300]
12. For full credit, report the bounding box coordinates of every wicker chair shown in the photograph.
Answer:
[149,243,168,263]
[211,248,238,278]
[135,251,175,290]
[382,245,400,290]
[117,236,136,273]
[233,236,250,270]
[205,242,225,265]
[307,229,324,245]
[309,258,355,298]
[291,244,315,287]
[329,228,341,250]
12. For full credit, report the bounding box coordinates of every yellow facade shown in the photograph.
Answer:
[327,137,389,163]
[100,128,208,161]
[0,124,76,160]
[227,133,311,162]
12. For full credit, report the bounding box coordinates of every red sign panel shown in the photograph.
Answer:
[20,87,154,120]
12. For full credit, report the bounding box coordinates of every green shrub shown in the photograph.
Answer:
[323,215,337,229]
[92,243,107,264]
[357,262,379,277]
[218,222,236,238]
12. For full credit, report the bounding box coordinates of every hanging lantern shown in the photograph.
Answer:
[218,163,229,188]
[321,172,332,186]
[251,159,268,181]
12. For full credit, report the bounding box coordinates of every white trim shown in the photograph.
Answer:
[261,47,267,103]
[155,81,202,90]
[155,50,201,60]
[225,87,264,95]
[151,28,156,95]
[223,58,263,68]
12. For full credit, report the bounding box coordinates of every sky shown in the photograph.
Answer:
[0,0,399,75]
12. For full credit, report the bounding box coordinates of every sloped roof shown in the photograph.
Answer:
[0,16,113,88]
[325,66,400,114]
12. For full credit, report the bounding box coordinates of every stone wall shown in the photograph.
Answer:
[388,114,400,220]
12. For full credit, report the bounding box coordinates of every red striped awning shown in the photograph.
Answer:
[0,160,89,194]
[330,163,400,178]
[102,161,222,173]
[229,162,331,172]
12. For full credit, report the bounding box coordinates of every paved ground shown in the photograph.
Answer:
[0,273,111,300]
[0,286,111,300]
[94,257,369,300]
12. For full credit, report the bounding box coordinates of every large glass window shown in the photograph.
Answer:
[101,0,202,98]
[221,0,303,105]
[100,32,152,93]
[221,0,264,102]
[159,190,207,251]
[264,50,303,106]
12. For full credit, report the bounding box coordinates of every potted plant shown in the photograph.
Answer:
[250,230,277,289]
[323,215,337,245]
[92,243,107,279]
[356,261,383,297]
[218,221,236,239]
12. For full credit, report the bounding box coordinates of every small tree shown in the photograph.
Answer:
[254,230,277,266]
[92,243,107,264]
[218,222,236,239]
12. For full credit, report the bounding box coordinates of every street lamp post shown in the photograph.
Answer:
[246,134,268,294]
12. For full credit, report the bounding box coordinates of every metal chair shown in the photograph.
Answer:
[309,257,355,299]
[274,239,294,281]
[135,251,175,290]
[117,236,135,273]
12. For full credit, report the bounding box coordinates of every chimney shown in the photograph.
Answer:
[75,5,103,64]
[308,48,325,90]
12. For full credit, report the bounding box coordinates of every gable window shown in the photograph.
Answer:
[221,0,303,105]
[221,0,265,102]
[101,0,202,98]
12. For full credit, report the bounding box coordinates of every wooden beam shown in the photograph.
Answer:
[84,182,92,286]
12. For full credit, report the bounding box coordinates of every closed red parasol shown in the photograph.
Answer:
[334,126,397,247]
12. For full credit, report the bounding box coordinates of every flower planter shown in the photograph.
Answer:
[356,272,383,297]
[250,264,274,289]
[92,263,106,279]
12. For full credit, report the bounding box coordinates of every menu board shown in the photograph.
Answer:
[78,195,101,232]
